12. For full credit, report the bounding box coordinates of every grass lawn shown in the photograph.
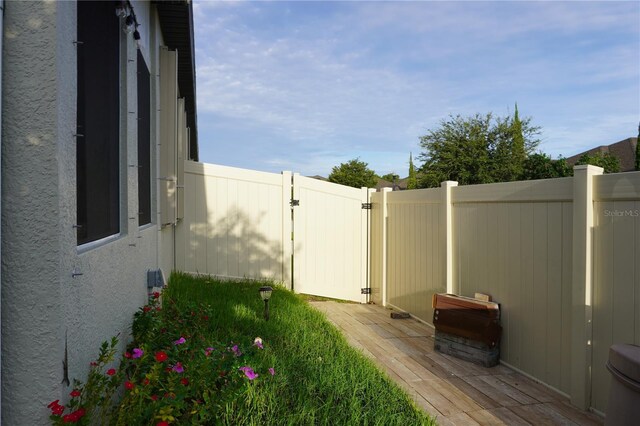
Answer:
[164,272,434,425]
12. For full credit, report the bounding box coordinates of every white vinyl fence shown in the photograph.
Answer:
[452,178,574,396]
[176,163,370,303]
[292,174,371,303]
[378,187,446,325]
[176,160,639,415]
[175,162,292,285]
[591,173,640,412]
[370,166,640,414]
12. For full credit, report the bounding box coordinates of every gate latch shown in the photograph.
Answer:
[290,199,300,207]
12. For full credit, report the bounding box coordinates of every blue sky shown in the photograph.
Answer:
[193,0,639,177]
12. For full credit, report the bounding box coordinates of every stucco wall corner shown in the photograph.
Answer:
[1,1,66,424]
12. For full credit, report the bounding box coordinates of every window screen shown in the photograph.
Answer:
[137,50,151,226]
[76,0,121,245]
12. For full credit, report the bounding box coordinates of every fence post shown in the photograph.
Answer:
[282,171,293,290]
[380,187,392,306]
[291,173,301,292]
[366,188,376,303]
[571,164,603,410]
[441,181,458,294]
[360,187,371,303]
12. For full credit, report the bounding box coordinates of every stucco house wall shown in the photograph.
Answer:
[0,1,188,423]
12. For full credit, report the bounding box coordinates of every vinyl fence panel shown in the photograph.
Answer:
[176,162,291,286]
[591,173,640,413]
[385,188,445,324]
[452,179,574,396]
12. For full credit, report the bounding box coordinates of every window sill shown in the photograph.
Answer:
[77,233,122,255]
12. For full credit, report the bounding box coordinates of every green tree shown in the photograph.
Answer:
[418,113,492,188]
[575,152,621,174]
[636,124,640,171]
[522,153,572,180]
[407,153,417,189]
[381,173,399,184]
[328,158,377,188]
[493,103,529,182]
[417,112,540,188]
[511,104,526,165]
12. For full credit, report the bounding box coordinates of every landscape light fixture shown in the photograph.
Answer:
[259,286,273,321]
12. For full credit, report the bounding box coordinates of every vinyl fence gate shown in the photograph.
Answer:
[292,174,372,303]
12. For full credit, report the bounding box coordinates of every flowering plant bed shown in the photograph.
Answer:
[49,273,433,425]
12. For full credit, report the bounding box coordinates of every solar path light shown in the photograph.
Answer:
[259,286,273,321]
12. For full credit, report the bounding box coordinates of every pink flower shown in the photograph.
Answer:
[239,366,258,380]
[268,367,276,376]
[106,368,116,376]
[173,337,186,345]
[231,345,242,357]
[204,347,215,356]
[172,362,184,373]
[132,348,144,359]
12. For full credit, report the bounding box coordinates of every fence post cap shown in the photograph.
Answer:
[573,164,604,174]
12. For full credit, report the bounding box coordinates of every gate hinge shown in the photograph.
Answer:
[361,288,371,295]
[361,203,372,210]
[290,199,300,207]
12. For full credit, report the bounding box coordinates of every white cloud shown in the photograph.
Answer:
[193,0,639,176]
